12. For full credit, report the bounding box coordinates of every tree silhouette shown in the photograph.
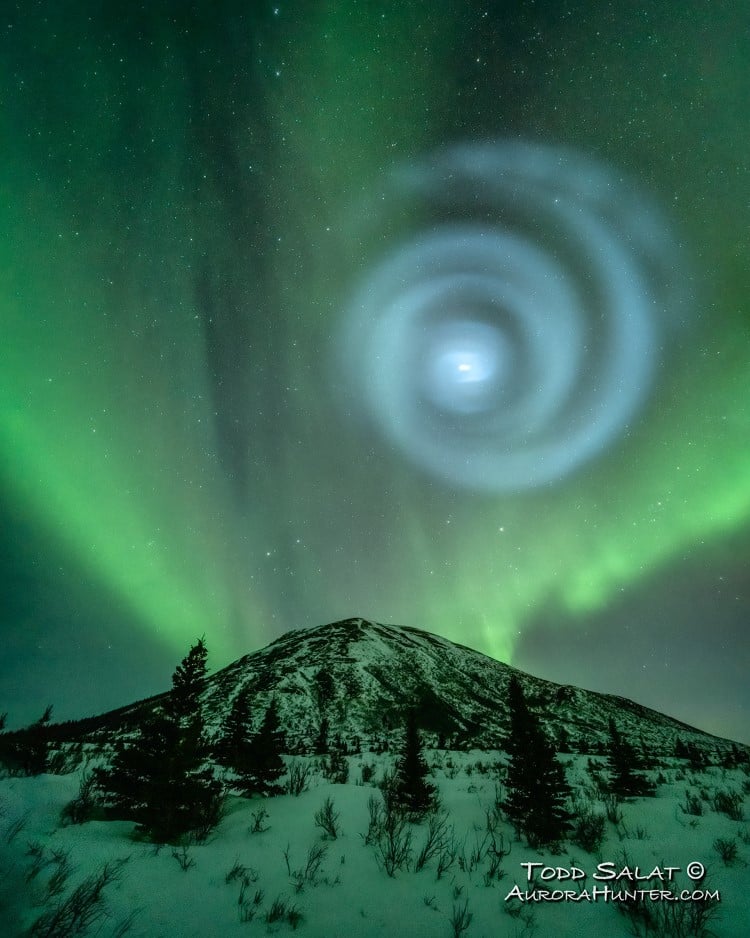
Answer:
[606,718,655,797]
[392,708,437,816]
[214,687,251,766]
[169,636,208,723]
[245,698,286,795]
[95,638,223,842]
[314,716,330,755]
[0,706,52,776]
[213,685,255,794]
[503,676,571,847]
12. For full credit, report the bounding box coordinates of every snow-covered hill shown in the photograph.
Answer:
[2,618,749,937]
[2,749,750,937]
[66,618,742,761]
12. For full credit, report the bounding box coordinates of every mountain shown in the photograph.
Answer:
[2,618,749,938]
[42,618,744,760]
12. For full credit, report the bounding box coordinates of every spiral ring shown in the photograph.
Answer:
[336,141,690,492]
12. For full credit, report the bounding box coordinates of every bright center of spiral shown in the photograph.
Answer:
[338,141,690,492]
[423,320,509,415]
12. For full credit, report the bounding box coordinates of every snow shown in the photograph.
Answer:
[2,753,748,938]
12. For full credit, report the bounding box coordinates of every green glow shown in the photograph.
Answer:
[0,197,246,659]
[1,3,749,681]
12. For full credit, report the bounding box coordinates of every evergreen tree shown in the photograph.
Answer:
[214,686,252,771]
[503,676,572,848]
[0,706,52,776]
[606,719,655,797]
[314,717,330,755]
[24,704,52,775]
[169,636,208,723]
[313,667,335,714]
[392,708,437,816]
[213,686,259,797]
[94,638,223,842]
[686,741,707,772]
[324,734,349,784]
[245,698,286,795]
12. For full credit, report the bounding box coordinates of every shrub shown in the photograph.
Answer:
[362,793,383,845]
[570,803,606,853]
[458,830,490,874]
[314,797,340,840]
[414,811,450,872]
[713,789,744,821]
[681,790,703,816]
[237,883,263,922]
[286,760,312,797]
[483,829,510,885]
[25,841,48,882]
[249,806,269,833]
[29,858,128,937]
[62,767,100,827]
[266,895,288,923]
[361,763,375,784]
[602,792,624,825]
[171,845,195,872]
[619,822,650,841]
[450,898,472,937]
[284,842,328,891]
[225,860,258,885]
[265,894,301,928]
[46,848,72,899]
[436,830,459,880]
[616,879,721,937]
[713,837,738,865]
[323,748,349,785]
[372,796,412,877]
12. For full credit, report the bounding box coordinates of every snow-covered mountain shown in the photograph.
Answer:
[2,618,749,938]
[60,617,743,759]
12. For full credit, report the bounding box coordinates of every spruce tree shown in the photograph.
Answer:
[606,719,655,797]
[314,717,330,756]
[214,686,252,768]
[95,638,223,842]
[213,686,256,795]
[325,734,350,784]
[393,708,437,816]
[246,698,286,795]
[313,667,335,713]
[503,676,572,847]
[169,636,208,723]
[0,706,52,776]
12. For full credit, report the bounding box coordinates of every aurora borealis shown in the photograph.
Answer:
[1,2,749,743]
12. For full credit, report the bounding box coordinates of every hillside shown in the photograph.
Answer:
[35,617,744,763]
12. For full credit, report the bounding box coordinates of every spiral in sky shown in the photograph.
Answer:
[339,141,690,492]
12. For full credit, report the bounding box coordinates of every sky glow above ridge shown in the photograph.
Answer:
[1,1,748,743]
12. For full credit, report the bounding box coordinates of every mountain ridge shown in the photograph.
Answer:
[34,617,746,760]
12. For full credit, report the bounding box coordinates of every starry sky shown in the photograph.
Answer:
[1,1,749,744]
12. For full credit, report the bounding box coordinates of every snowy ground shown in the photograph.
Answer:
[1,752,748,937]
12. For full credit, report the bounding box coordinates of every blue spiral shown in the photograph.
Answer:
[337,141,690,492]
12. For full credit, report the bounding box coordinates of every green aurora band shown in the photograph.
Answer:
[1,4,749,675]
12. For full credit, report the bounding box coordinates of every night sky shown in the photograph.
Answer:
[1,1,748,744]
